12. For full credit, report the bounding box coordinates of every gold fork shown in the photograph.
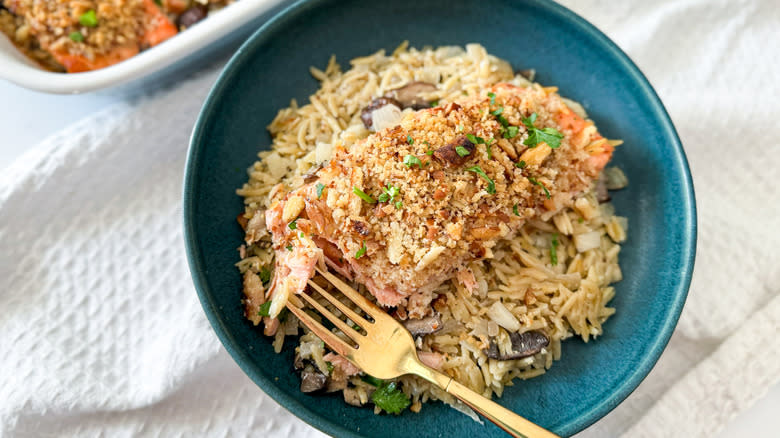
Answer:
[285,267,560,438]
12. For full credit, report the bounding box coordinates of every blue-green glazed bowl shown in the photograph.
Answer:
[183,0,696,436]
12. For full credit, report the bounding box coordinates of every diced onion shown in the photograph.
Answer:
[487,302,521,331]
[371,104,402,132]
[574,231,601,253]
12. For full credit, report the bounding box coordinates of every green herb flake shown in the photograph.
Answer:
[466,133,486,145]
[522,112,564,148]
[491,106,504,116]
[403,154,423,169]
[578,217,585,223]
[79,10,98,27]
[504,125,519,139]
[316,183,326,199]
[326,361,334,374]
[361,375,384,387]
[259,267,272,284]
[430,100,439,107]
[394,201,403,209]
[486,144,493,159]
[550,233,560,266]
[513,204,520,216]
[258,301,272,317]
[528,177,551,199]
[371,381,411,415]
[355,241,367,259]
[425,150,434,156]
[455,145,470,157]
[69,31,84,42]
[353,186,376,203]
[487,91,496,105]
[515,160,526,169]
[462,90,468,96]
[465,166,496,194]
[288,219,297,230]
[407,135,414,145]
[285,244,293,251]
[457,124,464,132]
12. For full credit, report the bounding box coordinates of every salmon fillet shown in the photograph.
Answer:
[264,83,612,318]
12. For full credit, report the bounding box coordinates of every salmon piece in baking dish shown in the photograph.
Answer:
[263,83,613,319]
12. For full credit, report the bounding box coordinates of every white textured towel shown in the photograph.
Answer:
[1,1,779,436]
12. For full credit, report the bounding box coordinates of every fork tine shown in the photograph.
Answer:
[314,267,385,319]
[298,291,363,341]
[307,279,370,328]
[284,304,355,357]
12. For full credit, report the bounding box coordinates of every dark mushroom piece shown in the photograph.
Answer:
[360,97,402,129]
[300,364,328,393]
[483,330,550,360]
[433,135,475,167]
[177,5,208,29]
[302,162,324,184]
[385,82,437,110]
[342,387,365,407]
[595,177,610,203]
[403,314,443,337]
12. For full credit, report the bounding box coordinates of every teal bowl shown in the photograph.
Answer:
[183,0,696,436]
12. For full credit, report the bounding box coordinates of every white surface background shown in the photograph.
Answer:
[1,1,778,437]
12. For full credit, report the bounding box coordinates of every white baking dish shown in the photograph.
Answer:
[0,0,283,94]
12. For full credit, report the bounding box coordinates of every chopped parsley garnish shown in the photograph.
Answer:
[377,183,401,203]
[497,114,510,127]
[515,160,527,169]
[259,267,272,284]
[513,204,520,216]
[503,125,519,139]
[550,233,559,266]
[316,183,325,199]
[394,201,403,209]
[578,217,585,223]
[355,241,367,259]
[258,301,272,317]
[79,10,98,27]
[462,90,468,96]
[407,135,414,145]
[288,219,297,230]
[528,177,551,199]
[455,145,470,157]
[326,361,334,374]
[486,144,493,159]
[465,133,484,145]
[371,381,411,415]
[491,106,504,116]
[466,166,496,194]
[285,244,293,251]
[352,324,361,331]
[69,31,84,42]
[430,100,439,107]
[522,113,564,148]
[403,154,423,169]
[487,91,496,105]
[425,150,434,156]
[457,124,464,132]
[353,186,376,203]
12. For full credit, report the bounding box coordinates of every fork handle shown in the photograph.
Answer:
[444,378,560,438]
[410,360,558,437]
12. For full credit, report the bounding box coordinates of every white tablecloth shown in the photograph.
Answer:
[1,1,778,436]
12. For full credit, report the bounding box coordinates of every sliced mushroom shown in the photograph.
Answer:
[433,135,475,167]
[595,177,610,203]
[483,330,550,360]
[343,387,365,407]
[177,5,208,29]
[302,163,324,184]
[403,314,443,337]
[385,82,437,110]
[360,97,402,129]
[300,364,328,393]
